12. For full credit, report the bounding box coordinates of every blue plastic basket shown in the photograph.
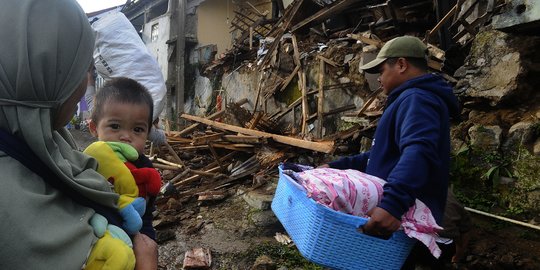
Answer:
[271,165,416,270]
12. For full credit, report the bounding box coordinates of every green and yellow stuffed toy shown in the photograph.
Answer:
[85,213,135,270]
[84,141,146,235]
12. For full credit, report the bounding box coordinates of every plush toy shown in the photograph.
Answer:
[86,213,135,270]
[126,162,161,198]
[84,141,146,235]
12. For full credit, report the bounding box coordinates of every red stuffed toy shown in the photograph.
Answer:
[125,162,161,198]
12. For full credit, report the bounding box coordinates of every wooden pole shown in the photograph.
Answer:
[181,114,335,153]
[165,141,185,166]
[426,4,458,41]
[317,59,325,138]
[299,71,308,135]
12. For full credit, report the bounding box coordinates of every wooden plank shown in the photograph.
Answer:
[176,143,254,152]
[356,88,382,117]
[181,114,335,153]
[299,71,309,135]
[308,104,356,121]
[277,65,300,92]
[165,141,185,166]
[171,110,225,137]
[426,4,458,41]
[223,135,266,144]
[153,157,184,169]
[317,55,340,67]
[291,0,358,32]
[191,133,223,145]
[253,72,264,113]
[202,151,237,171]
[271,87,321,121]
[291,35,301,67]
[347,33,384,48]
[208,142,225,171]
[317,59,325,138]
[173,166,221,187]
[248,112,264,129]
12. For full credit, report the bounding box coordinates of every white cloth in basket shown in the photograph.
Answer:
[292,167,443,258]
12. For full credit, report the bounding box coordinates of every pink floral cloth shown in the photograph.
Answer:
[293,168,443,258]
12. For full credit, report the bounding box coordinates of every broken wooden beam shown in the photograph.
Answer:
[181,114,335,153]
[191,133,223,145]
[291,0,359,32]
[356,87,383,117]
[308,104,357,122]
[317,55,340,67]
[152,157,184,169]
[173,166,222,187]
[299,71,309,135]
[223,135,266,144]
[317,59,325,138]
[171,110,225,137]
[347,33,384,48]
[277,65,300,92]
[165,141,185,166]
[426,4,458,42]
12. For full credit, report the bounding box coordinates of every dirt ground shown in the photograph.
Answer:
[69,129,540,270]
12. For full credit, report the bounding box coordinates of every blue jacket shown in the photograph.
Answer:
[329,73,459,223]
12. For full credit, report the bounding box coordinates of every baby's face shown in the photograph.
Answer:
[90,101,150,154]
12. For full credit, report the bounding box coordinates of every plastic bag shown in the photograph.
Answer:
[92,12,165,120]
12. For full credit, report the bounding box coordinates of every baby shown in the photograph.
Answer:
[85,77,161,236]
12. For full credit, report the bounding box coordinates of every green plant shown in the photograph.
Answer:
[483,164,513,188]
[478,151,513,188]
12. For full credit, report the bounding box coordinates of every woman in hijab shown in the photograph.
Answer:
[0,0,157,269]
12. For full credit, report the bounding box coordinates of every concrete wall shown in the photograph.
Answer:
[197,0,236,55]
[141,14,171,81]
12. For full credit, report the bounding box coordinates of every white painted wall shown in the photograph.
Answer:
[141,15,170,81]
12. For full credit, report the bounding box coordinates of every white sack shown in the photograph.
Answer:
[92,12,165,120]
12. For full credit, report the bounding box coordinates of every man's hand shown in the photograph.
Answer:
[362,207,401,239]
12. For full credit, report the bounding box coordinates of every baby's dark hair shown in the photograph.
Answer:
[91,77,153,129]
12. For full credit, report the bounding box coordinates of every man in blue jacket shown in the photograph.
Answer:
[324,36,460,239]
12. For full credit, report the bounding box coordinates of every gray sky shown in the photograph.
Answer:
[77,0,126,13]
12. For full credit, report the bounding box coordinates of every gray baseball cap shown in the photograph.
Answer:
[359,36,428,74]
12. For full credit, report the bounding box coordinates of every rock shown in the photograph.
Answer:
[454,30,540,106]
[250,210,279,227]
[503,121,539,153]
[183,248,212,269]
[468,110,481,119]
[243,190,274,210]
[451,138,467,154]
[156,229,176,244]
[338,77,351,84]
[534,139,540,155]
[468,125,502,151]
[251,255,276,270]
[163,197,182,211]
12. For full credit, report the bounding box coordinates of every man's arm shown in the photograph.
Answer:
[327,151,370,171]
